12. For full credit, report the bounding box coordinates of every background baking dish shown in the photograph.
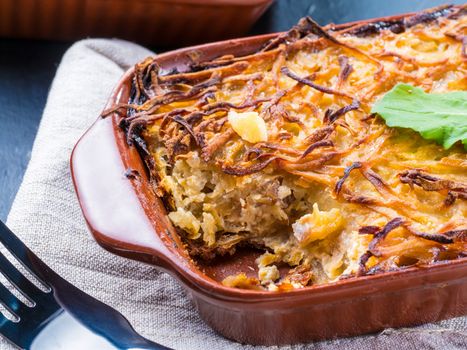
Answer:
[0,0,273,46]
[70,8,467,345]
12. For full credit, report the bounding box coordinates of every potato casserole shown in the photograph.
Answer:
[105,5,467,290]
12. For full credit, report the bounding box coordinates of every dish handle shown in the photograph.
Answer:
[70,115,178,267]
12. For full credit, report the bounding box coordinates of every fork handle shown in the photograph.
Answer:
[28,250,173,349]
[30,311,170,350]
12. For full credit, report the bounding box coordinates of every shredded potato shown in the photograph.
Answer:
[105,5,467,290]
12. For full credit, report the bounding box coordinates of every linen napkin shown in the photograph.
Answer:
[3,38,466,350]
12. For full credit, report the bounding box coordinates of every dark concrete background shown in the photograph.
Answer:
[0,0,462,220]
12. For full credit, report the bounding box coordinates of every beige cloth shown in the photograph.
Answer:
[4,39,467,349]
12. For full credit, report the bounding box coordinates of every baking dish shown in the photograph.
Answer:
[0,0,272,46]
[71,6,467,345]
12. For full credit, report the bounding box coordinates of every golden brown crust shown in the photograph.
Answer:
[103,5,467,290]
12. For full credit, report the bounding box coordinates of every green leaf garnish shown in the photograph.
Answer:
[371,83,467,150]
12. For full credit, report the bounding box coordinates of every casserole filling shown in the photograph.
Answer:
[107,6,467,290]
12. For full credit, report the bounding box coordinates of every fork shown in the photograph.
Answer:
[0,221,170,350]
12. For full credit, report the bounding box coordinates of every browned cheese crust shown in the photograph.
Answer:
[103,5,467,290]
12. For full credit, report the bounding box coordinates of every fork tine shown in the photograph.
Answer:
[0,313,18,344]
[0,222,48,286]
[0,251,44,303]
[0,282,24,319]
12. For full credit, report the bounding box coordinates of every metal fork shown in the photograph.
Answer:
[0,221,170,350]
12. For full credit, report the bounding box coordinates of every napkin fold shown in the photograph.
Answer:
[3,39,466,349]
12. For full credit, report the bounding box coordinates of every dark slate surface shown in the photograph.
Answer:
[0,0,462,220]
[0,40,70,220]
[251,0,464,34]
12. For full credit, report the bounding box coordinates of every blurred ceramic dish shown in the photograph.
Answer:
[0,0,273,46]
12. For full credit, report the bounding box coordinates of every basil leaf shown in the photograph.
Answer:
[371,83,467,150]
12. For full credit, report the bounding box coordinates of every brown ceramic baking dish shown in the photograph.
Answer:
[0,0,272,45]
[71,6,467,345]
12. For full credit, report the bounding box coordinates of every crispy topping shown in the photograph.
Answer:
[334,162,362,195]
[399,169,467,205]
[105,7,467,290]
[359,218,405,274]
[222,156,278,176]
[281,66,353,98]
[368,218,405,256]
[323,100,360,124]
